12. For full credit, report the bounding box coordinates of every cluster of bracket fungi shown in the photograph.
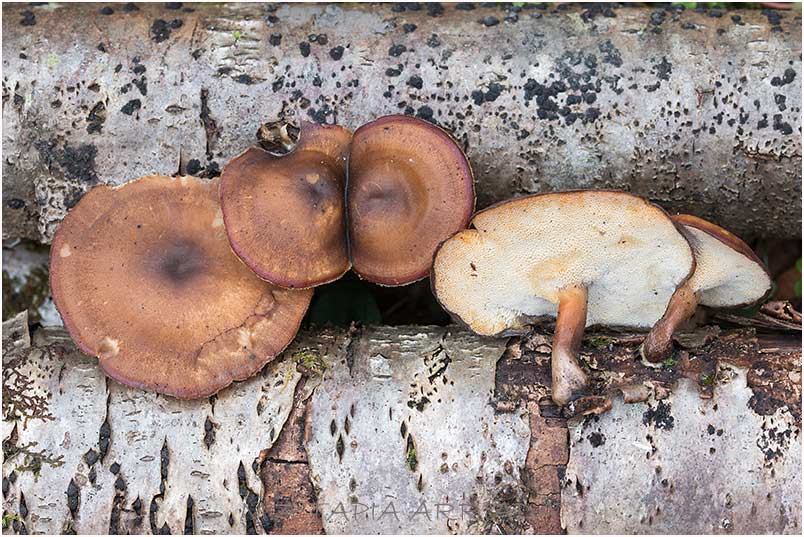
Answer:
[49,114,771,405]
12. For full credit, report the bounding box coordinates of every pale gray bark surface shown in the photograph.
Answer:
[3,313,801,534]
[563,374,802,535]
[306,326,530,534]
[2,3,801,243]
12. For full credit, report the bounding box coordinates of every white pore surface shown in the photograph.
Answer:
[685,226,771,307]
[433,192,694,336]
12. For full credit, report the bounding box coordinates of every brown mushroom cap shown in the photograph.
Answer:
[220,122,352,288]
[347,115,475,286]
[673,214,771,308]
[50,175,312,399]
[432,191,695,336]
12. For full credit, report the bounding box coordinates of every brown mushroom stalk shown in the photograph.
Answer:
[551,286,590,406]
[640,281,699,364]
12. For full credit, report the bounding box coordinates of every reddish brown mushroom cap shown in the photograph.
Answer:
[50,175,312,399]
[673,214,771,307]
[220,122,352,288]
[347,115,475,286]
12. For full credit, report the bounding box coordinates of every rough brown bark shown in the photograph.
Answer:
[2,3,801,244]
[3,313,800,534]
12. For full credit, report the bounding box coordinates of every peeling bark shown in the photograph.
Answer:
[1,3,801,244]
[3,313,800,534]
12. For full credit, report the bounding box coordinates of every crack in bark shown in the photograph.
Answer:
[199,88,218,160]
[149,438,171,535]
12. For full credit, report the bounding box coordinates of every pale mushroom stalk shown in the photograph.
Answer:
[640,281,699,363]
[551,286,590,405]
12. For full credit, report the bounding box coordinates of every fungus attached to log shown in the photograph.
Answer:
[347,115,475,285]
[641,214,772,363]
[220,122,353,288]
[431,191,694,405]
[49,175,313,398]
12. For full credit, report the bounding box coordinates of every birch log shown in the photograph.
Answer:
[3,313,801,534]
[1,3,801,244]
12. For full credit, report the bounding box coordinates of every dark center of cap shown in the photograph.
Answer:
[349,159,422,220]
[151,239,208,284]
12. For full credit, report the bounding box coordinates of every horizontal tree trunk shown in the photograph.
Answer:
[1,3,801,244]
[3,313,800,534]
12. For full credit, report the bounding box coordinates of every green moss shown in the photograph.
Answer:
[405,443,418,472]
[700,372,715,386]
[662,356,677,368]
[294,349,328,376]
[4,440,64,480]
[2,513,21,529]
[588,336,612,349]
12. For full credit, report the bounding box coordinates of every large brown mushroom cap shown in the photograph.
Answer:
[220,122,352,288]
[50,175,312,399]
[673,214,771,308]
[347,115,475,286]
[432,191,695,336]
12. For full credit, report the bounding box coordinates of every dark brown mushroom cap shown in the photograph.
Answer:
[220,122,352,288]
[347,115,475,286]
[672,214,771,308]
[50,175,312,399]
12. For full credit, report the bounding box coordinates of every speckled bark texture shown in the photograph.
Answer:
[562,375,801,535]
[1,3,801,244]
[3,313,800,534]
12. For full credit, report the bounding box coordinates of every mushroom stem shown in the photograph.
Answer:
[640,282,699,364]
[551,286,590,406]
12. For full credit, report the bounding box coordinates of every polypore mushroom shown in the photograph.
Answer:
[641,214,772,363]
[220,122,352,288]
[347,115,475,285]
[431,191,694,405]
[50,175,312,399]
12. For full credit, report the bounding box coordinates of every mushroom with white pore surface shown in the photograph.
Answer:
[50,175,313,399]
[641,214,772,363]
[431,191,695,405]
